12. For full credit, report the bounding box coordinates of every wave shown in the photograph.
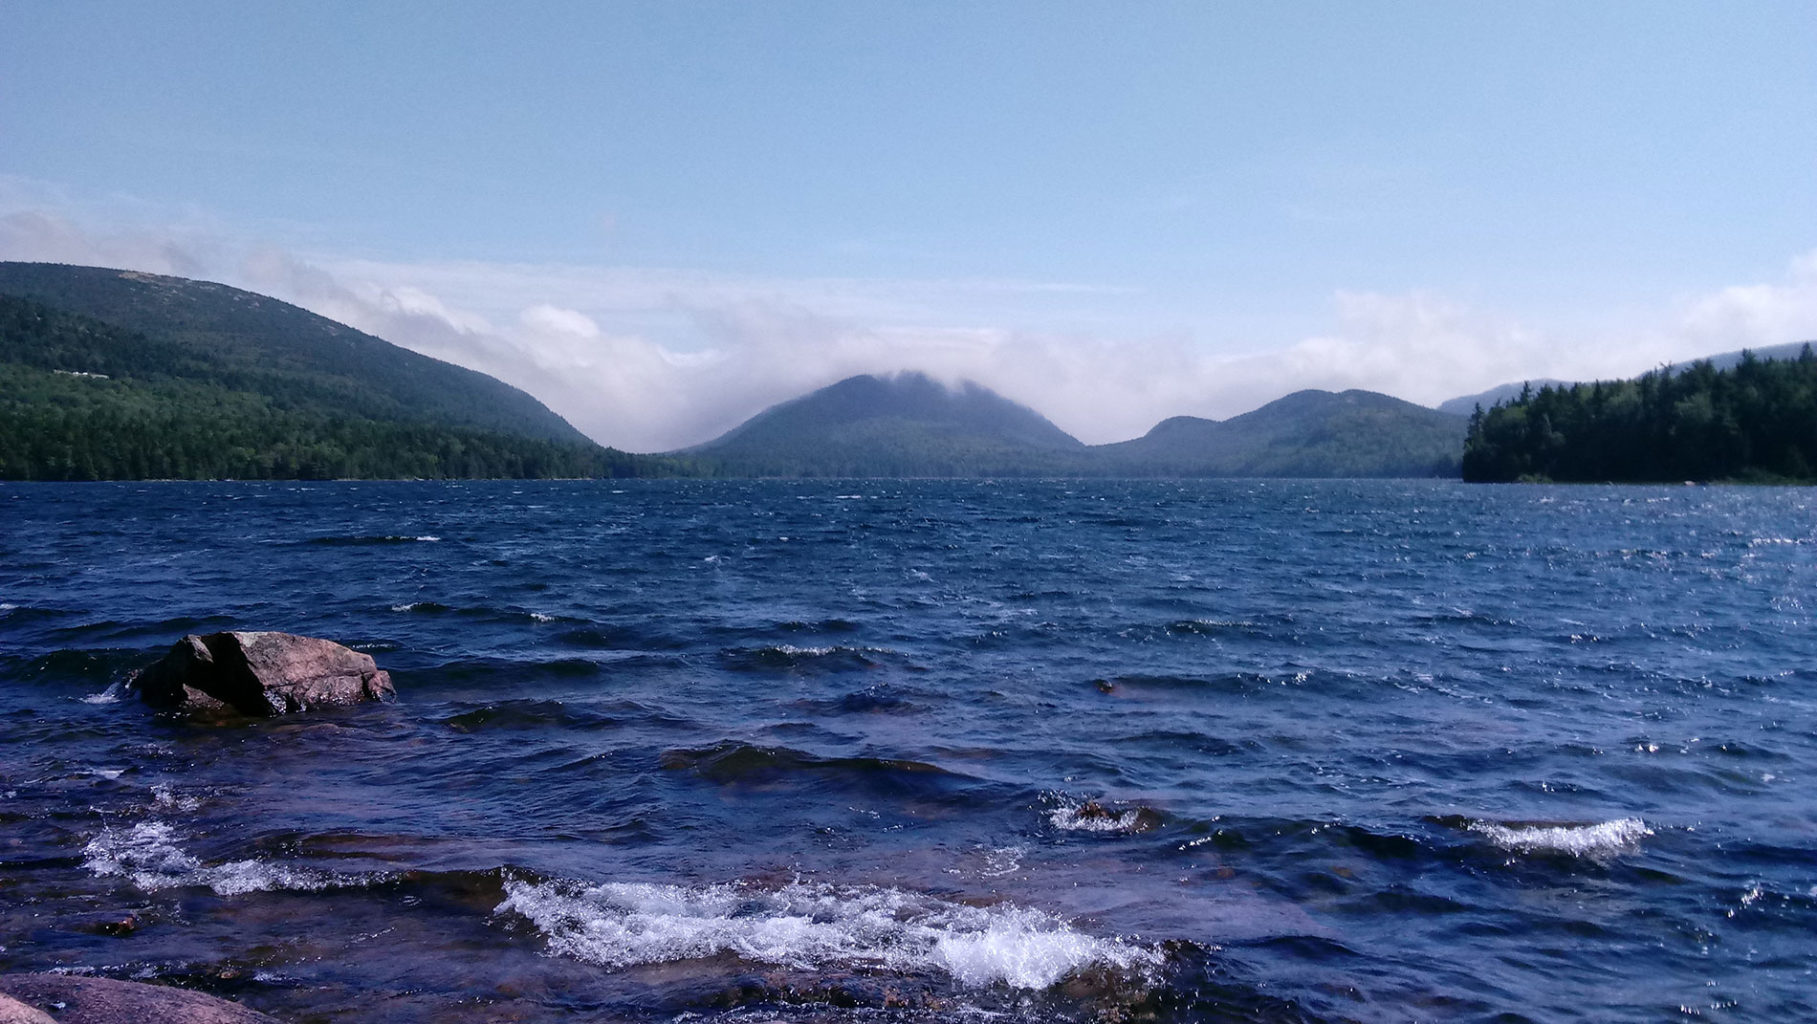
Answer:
[80,681,125,705]
[660,742,971,792]
[495,876,1161,990]
[438,698,624,733]
[1165,618,1259,635]
[83,821,376,895]
[6,648,147,686]
[303,534,442,546]
[387,602,560,623]
[1046,797,1163,834]
[1466,817,1652,859]
[719,644,892,674]
[1091,671,1312,698]
[791,686,926,716]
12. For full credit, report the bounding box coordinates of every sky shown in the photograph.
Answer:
[3,2,1816,451]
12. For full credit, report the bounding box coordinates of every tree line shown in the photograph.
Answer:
[1462,346,1817,483]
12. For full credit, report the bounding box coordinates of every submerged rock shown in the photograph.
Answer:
[0,992,56,1024]
[129,631,394,716]
[0,975,277,1024]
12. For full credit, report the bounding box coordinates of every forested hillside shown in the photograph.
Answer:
[0,266,657,480]
[1461,347,1817,483]
[1099,389,1466,478]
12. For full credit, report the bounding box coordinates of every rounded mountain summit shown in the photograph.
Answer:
[679,371,1466,478]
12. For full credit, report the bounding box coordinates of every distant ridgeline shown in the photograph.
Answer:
[682,372,1469,478]
[0,263,665,480]
[1461,346,1817,483]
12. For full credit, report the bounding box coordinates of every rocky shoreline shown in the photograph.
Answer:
[0,974,278,1024]
[0,632,400,1023]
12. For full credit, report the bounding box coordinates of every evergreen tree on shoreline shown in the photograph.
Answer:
[1462,345,1817,483]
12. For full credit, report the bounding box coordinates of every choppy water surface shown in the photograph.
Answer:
[2,479,1813,1023]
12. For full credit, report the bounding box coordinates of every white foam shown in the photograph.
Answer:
[81,767,126,780]
[1047,799,1152,834]
[81,682,124,705]
[150,784,202,812]
[981,846,1024,878]
[83,821,370,895]
[530,612,555,623]
[1469,817,1652,858]
[497,878,1159,990]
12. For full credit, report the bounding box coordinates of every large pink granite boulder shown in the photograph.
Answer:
[0,975,278,1024]
[130,631,394,716]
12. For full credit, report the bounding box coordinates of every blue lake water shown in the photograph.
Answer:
[2,479,1813,1023]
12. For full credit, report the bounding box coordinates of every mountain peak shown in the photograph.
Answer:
[683,371,1086,476]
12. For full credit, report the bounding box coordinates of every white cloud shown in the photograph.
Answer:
[2,191,1814,451]
[1675,251,1817,354]
[520,305,601,340]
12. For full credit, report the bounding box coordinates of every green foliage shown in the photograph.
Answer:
[0,282,672,480]
[1097,390,1467,478]
[0,263,602,442]
[1461,346,1817,483]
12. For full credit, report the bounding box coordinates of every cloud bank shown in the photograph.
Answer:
[3,196,1815,452]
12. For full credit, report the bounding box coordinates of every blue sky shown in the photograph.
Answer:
[4,2,1816,449]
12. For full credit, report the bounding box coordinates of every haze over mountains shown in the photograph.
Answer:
[683,371,1468,478]
[4,262,1809,481]
[1439,340,1817,416]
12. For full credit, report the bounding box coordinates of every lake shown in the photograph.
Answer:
[2,479,1812,1022]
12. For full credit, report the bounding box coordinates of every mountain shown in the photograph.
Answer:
[1666,340,1813,375]
[1099,389,1468,478]
[1438,380,1568,416]
[688,376,1466,478]
[0,262,653,480]
[683,372,1092,477]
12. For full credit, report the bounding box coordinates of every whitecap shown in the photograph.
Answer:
[1046,798,1158,834]
[83,821,372,894]
[81,681,124,705]
[1468,817,1651,858]
[496,877,1159,990]
[150,783,202,812]
[1050,805,1141,833]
